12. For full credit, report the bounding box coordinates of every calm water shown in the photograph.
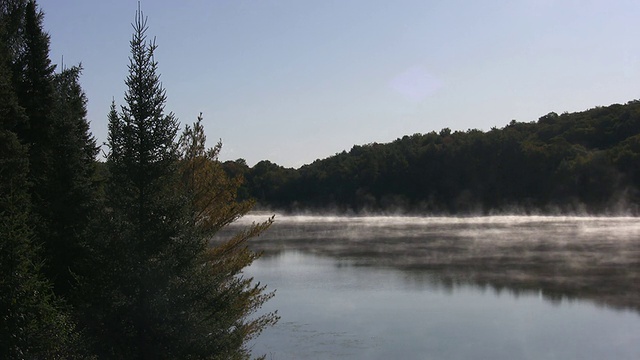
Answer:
[217,215,640,359]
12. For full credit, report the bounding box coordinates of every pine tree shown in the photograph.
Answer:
[0,124,82,360]
[178,115,278,359]
[0,16,83,359]
[47,64,98,296]
[87,7,193,358]
[10,0,56,197]
[1,0,98,299]
[85,7,277,358]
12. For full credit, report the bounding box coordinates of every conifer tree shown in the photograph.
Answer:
[2,0,98,298]
[89,7,182,356]
[85,7,277,358]
[177,115,277,359]
[0,118,82,360]
[47,64,98,296]
[9,0,56,198]
[0,17,83,359]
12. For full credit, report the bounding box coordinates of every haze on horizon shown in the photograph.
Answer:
[42,0,640,168]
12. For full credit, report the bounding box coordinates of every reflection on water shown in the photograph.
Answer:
[213,215,640,358]
[246,251,640,360]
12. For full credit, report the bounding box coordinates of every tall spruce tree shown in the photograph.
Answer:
[0,111,82,360]
[86,7,276,359]
[0,14,84,359]
[1,0,98,299]
[47,64,98,296]
[9,0,56,204]
[91,7,182,357]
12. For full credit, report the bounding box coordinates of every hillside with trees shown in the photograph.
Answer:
[231,102,640,214]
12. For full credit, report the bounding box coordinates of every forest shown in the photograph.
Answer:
[229,102,640,214]
[1,2,276,359]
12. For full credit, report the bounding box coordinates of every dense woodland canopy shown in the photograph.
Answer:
[228,102,640,215]
[0,1,276,358]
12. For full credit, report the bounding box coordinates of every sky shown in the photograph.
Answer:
[40,0,640,168]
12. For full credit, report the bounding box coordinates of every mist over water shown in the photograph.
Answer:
[214,214,640,359]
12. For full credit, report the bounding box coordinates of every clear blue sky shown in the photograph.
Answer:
[41,0,640,168]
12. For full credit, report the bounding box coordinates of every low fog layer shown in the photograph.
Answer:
[215,214,640,311]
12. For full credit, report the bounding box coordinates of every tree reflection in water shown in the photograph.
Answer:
[215,215,640,312]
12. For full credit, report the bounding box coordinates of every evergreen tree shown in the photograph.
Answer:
[9,0,56,198]
[177,115,277,359]
[88,8,181,357]
[0,121,82,360]
[1,0,98,299]
[84,7,276,358]
[46,64,98,296]
[0,17,83,359]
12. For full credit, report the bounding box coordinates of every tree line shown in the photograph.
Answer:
[228,103,640,214]
[1,1,276,359]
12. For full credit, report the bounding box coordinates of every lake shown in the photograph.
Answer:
[215,215,640,359]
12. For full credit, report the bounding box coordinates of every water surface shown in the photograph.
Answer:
[247,251,640,360]
[215,215,640,359]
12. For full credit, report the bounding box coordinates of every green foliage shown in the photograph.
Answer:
[87,9,193,357]
[2,0,98,298]
[0,14,85,357]
[39,64,99,296]
[244,101,640,214]
[2,2,277,358]
[0,130,81,359]
[178,115,277,359]
[80,8,277,359]
[9,0,56,183]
